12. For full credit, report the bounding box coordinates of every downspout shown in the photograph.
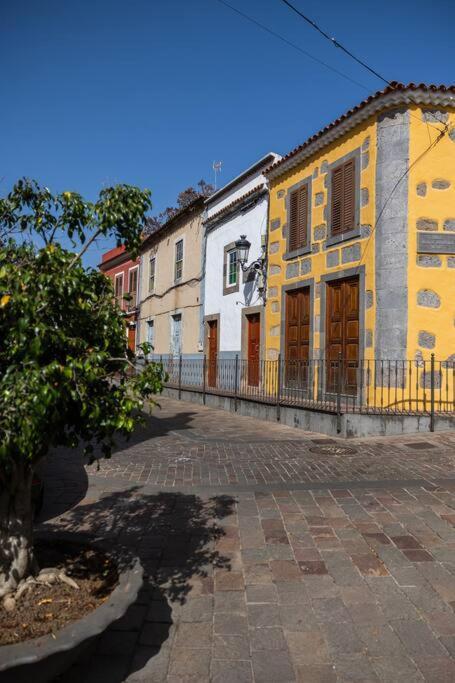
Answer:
[198,207,208,352]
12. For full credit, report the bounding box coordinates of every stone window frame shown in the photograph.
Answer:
[326,147,361,248]
[283,175,312,261]
[223,242,240,296]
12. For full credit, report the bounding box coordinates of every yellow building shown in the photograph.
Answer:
[264,82,455,410]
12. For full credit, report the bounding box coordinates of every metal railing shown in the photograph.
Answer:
[156,355,454,430]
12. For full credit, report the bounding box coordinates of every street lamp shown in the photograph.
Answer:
[234,235,251,270]
[234,234,267,302]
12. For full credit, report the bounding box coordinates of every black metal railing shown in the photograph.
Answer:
[154,355,454,430]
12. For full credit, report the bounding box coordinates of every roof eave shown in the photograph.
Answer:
[266,85,455,181]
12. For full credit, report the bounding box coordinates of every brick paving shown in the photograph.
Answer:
[40,398,455,682]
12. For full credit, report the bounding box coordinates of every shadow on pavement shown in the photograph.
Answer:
[45,488,235,681]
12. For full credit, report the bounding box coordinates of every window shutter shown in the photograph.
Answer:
[289,190,299,251]
[331,166,343,235]
[297,185,308,248]
[342,158,355,232]
[289,185,308,251]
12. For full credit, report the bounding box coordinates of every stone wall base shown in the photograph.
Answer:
[162,387,454,438]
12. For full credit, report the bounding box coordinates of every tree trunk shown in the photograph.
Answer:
[0,465,36,599]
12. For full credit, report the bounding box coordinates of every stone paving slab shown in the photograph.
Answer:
[41,398,455,682]
[49,398,455,490]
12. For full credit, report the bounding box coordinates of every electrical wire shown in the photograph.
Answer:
[354,124,448,274]
[214,0,370,92]
[280,0,390,85]
[279,0,449,131]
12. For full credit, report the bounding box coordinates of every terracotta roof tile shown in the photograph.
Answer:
[205,185,266,225]
[265,82,455,177]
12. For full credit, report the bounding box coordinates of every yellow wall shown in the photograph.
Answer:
[265,115,377,361]
[408,105,455,369]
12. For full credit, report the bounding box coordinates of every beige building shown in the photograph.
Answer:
[138,196,205,359]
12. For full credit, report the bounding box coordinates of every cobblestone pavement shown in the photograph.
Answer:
[40,398,455,682]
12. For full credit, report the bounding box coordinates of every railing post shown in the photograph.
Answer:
[336,352,342,434]
[202,355,206,405]
[178,353,182,400]
[234,354,239,412]
[276,354,281,422]
[430,352,435,432]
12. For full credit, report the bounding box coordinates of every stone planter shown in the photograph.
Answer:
[0,535,143,683]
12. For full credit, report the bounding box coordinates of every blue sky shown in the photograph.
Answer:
[2,0,454,266]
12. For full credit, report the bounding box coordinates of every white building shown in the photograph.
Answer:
[202,153,281,385]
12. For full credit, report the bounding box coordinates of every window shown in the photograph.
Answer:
[149,256,156,293]
[227,249,237,286]
[114,273,123,307]
[288,184,309,252]
[171,313,182,356]
[146,319,154,354]
[174,239,183,282]
[330,157,356,236]
[128,268,138,309]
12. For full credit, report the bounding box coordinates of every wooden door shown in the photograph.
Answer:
[247,313,260,386]
[285,287,310,387]
[326,276,359,394]
[127,325,136,354]
[207,320,218,387]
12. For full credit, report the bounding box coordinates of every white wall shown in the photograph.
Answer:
[204,195,268,353]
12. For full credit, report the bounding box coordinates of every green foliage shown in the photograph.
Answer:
[0,180,165,478]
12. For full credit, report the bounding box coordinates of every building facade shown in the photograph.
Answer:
[202,153,280,386]
[264,83,455,405]
[99,245,139,352]
[138,196,205,360]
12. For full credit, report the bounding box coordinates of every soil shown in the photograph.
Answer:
[0,539,118,646]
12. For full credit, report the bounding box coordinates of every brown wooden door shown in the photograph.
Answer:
[326,276,359,394]
[247,313,260,386]
[285,287,310,387]
[207,320,218,387]
[127,325,136,353]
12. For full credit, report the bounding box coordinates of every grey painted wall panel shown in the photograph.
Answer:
[375,109,410,361]
[417,232,455,254]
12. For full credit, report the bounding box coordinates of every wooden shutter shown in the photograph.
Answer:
[331,158,356,236]
[289,190,299,251]
[342,158,355,232]
[297,185,308,248]
[289,185,308,251]
[331,166,343,235]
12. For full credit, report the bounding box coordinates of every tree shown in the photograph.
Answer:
[144,179,214,233]
[0,179,166,607]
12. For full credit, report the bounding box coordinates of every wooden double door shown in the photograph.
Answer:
[326,276,359,394]
[285,287,310,387]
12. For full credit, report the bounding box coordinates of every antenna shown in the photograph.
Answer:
[213,161,222,190]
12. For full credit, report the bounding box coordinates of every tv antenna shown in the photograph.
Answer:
[213,161,222,189]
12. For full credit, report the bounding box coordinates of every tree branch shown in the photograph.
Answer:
[69,227,102,267]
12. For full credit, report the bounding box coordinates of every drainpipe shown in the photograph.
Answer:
[198,207,208,353]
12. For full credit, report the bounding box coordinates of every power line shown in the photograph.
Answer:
[215,0,447,135]
[355,125,448,274]
[214,0,370,91]
[279,0,449,132]
[280,0,390,85]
